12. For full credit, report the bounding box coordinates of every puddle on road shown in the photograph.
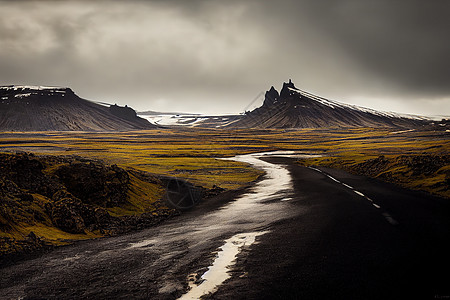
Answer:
[219,151,293,203]
[179,231,268,300]
[62,254,82,262]
[127,239,156,249]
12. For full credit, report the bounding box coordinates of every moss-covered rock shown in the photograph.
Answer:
[0,152,177,258]
[54,162,129,207]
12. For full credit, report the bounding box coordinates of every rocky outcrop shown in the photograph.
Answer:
[7,154,63,197]
[263,86,280,107]
[352,155,450,180]
[0,153,128,234]
[55,162,129,207]
[0,152,179,257]
[109,104,138,121]
[49,191,87,234]
[279,79,296,99]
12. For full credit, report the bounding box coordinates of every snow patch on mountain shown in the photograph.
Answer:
[288,87,428,121]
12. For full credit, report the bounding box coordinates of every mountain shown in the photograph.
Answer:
[227,80,429,129]
[0,86,156,131]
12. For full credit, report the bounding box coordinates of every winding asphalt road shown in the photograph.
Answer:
[1,154,449,299]
[213,156,450,300]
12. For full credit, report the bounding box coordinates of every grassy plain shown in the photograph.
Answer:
[0,127,448,196]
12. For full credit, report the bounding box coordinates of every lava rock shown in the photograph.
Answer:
[54,162,129,207]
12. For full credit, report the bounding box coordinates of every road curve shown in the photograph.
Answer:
[1,154,449,300]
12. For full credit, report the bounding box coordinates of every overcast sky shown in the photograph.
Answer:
[1,0,449,116]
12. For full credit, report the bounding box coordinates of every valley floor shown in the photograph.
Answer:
[0,127,448,257]
[0,127,448,196]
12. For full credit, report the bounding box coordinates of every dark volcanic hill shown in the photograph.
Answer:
[0,86,156,131]
[228,80,429,129]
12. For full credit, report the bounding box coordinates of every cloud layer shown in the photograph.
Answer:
[1,0,449,115]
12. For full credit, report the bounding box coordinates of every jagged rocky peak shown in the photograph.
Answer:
[263,86,280,106]
[280,79,297,99]
[263,79,298,106]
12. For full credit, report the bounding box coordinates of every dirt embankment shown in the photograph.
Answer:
[299,154,449,198]
[0,152,179,258]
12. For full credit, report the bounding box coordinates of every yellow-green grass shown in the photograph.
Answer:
[0,127,448,193]
[107,173,164,217]
[0,192,102,247]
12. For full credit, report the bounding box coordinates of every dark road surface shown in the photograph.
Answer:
[212,156,450,300]
[1,153,450,299]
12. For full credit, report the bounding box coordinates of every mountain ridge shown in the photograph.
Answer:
[227,80,429,129]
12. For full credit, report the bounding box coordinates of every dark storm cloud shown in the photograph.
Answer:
[0,0,449,115]
[294,0,450,95]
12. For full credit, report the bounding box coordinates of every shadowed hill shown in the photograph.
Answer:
[0,86,156,131]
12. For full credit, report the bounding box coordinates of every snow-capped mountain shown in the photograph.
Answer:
[227,80,429,129]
